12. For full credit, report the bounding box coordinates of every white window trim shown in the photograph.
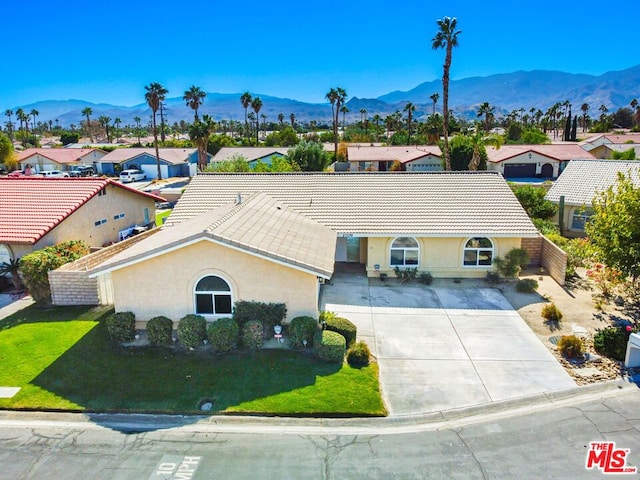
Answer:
[571,209,593,231]
[462,237,495,268]
[94,218,107,226]
[193,274,233,318]
[389,236,420,268]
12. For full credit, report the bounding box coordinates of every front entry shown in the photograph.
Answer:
[335,237,362,263]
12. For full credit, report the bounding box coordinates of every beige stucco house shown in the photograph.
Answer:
[346,145,442,172]
[17,148,106,173]
[579,133,640,159]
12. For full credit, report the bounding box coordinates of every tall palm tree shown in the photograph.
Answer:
[189,115,216,170]
[15,108,25,133]
[469,131,502,171]
[430,92,439,115]
[30,109,39,134]
[340,105,349,130]
[630,99,638,128]
[580,103,589,132]
[290,112,296,128]
[4,109,13,140]
[278,113,284,127]
[145,82,168,180]
[133,116,142,144]
[404,102,416,144]
[113,118,122,142]
[251,96,263,144]
[81,107,94,142]
[240,92,252,142]
[359,108,368,129]
[432,16,461,171]
[326,87,347,160]
[183,85,206,122]
[477,102,495,132]
[98,115,111,142]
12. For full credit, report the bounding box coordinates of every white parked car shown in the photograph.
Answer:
[119,169,146,183]
[40,170,70,178]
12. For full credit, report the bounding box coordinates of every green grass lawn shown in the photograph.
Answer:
[155,209,172,226]
[0,306,386,416]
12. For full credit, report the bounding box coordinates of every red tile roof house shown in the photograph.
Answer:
[346,145,442,172]
[0,177,164,266]
[485,144,596,179]
[16,148,107,174]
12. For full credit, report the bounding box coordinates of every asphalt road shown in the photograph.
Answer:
[1,387,639,480]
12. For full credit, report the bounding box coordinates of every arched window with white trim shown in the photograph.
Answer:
[390,237,419,267]
[463,237,494,267]
[194,275,233,316]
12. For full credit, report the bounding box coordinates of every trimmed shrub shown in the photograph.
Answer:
[315,330,346,363]
[418,272,434,285]
[593,327,629,361]
[147,316,173,346]
[541,303,563,322]
[241,319,263,350]
[207,317,239,353]
[347,341,371,366]
[323,315,357,347]
[557,335,584,359]
[485,271,501,285]
[494,248,530,278]
[393,266,418,283]
[232,301,287,337]
[178,314,207,349]
[106,311,135,343]
[516,278,539,293]
[289,316,318,349]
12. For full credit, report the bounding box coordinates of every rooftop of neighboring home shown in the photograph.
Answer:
[16,148,101,164]
[64,143,127,149]
[167,171,538,238]
[0,177,164,245]
[545,160,640,206]
[210,147,290,163]
[99,148,198,165]
[485,144,596,163]
[346,145,442,163]
[90,192,337,279]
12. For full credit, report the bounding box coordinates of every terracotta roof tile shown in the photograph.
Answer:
[16,148,100,164]
[486,144,595,163]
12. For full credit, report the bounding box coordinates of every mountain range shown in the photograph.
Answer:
[9,65,640,128]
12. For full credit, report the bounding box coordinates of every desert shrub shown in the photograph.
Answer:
[541,303,563,322]
[393,266,418,283]
[494,248,530,278]
[289,316,318,349]
[485,271,501,284]
[557,335,584,359]
[516,278,539,293]
[207,317,239,352]
[232,300,286,337]
[314,330,346,362]
[593,327,629,361]
[147,316,173,346]
[418,272,433,285]
[241,319,263,350]
[347,341,371,366]
[178,314,207,349]
[106,311,135,343]
[324,316,357,347]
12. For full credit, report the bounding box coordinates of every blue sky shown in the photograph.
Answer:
[2,0,638,109]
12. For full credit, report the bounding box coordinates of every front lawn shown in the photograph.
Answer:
[0,306,386,416]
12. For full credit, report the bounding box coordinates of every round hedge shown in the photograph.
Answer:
[147,316,173,346]
[288,316,318,349]
[315,330,346,363]
[178,314,207,349]
[106,311,136,343]
[347,341,371,366]
[207,317,239,353]
[241,320,264,350]
[325,316,357,347]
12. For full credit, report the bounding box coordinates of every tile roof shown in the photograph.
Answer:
[486,144,595,163]
[99,148,197,165]
[167,172,539,237]
[0,178,165,245]
[545,160,640,206]
[347,145,441,164]
[90,192,336,278]
[16,148,99,164]
[211,147,290,163]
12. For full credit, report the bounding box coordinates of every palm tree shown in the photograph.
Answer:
[468,131,502,171]
[372,114,381,140]
[278,113,284,127]
[240,92,252,142]
[290,113,296,128]
[477,102,495,132]
[326,87,347,160]
[359,108,368,133]
[81,107,94,142]
[430,92,439,115]
[4,109,13,140]
[145,82,168,180]
[113,118,122,141]
[631,99,638,128]
[189,115,216,170]
[251,96,263,144]
[0,258,23,290]
[98,115,111,142]
[404,102,416,144]
[30,109,39,134]
[133,116,142,144]
[15,108,25,133]
[340,105,349,130]
[183,85,206,122]
[432,16,461,171]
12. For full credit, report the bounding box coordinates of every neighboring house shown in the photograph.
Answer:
[545,160,640,237]
[590,143,640,160]
[580,133,640,158]
[346,145,442,172]
[486,144,595,179]
[16,148,106,173]
[210,147,290,168]
[0,177,164,263]
[97,148,207,178]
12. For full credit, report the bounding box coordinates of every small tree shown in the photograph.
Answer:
[285,140,330,171]
[511,184,557,220]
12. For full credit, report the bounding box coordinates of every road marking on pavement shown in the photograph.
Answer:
[149,455,202,480]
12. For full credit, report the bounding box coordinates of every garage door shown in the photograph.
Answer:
[504,163,536,178]
[140,164,169,180]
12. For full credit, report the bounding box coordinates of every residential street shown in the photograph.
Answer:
[1,387,638,479]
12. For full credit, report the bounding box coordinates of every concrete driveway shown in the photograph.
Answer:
[321,269,576,416]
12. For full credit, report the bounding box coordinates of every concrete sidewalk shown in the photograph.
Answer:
[0,293,34,320]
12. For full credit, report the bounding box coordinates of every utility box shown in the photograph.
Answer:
[625,333,640,368]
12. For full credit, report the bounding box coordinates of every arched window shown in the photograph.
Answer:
[463,237,494,267]
[390,237,419,267]
[194,275,232,316]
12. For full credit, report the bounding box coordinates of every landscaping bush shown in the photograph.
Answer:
[541,303,563,322]
[324,315,357,347]
[178,314,207,349]
[241,319,263,350]
[147,316,173,346]
[289,316,318,349]
[106,311,136,343]
[593,327,629,361]
[347,341,371,366]
[393,266,418,283]
[232,300,286,337]
[516,278,539,293]
[557,335,584,359]
[314,330,346,363]
[207,317,239,353]
[418,272,433,285]
[485,271,501,284]
[494,248,530,278]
